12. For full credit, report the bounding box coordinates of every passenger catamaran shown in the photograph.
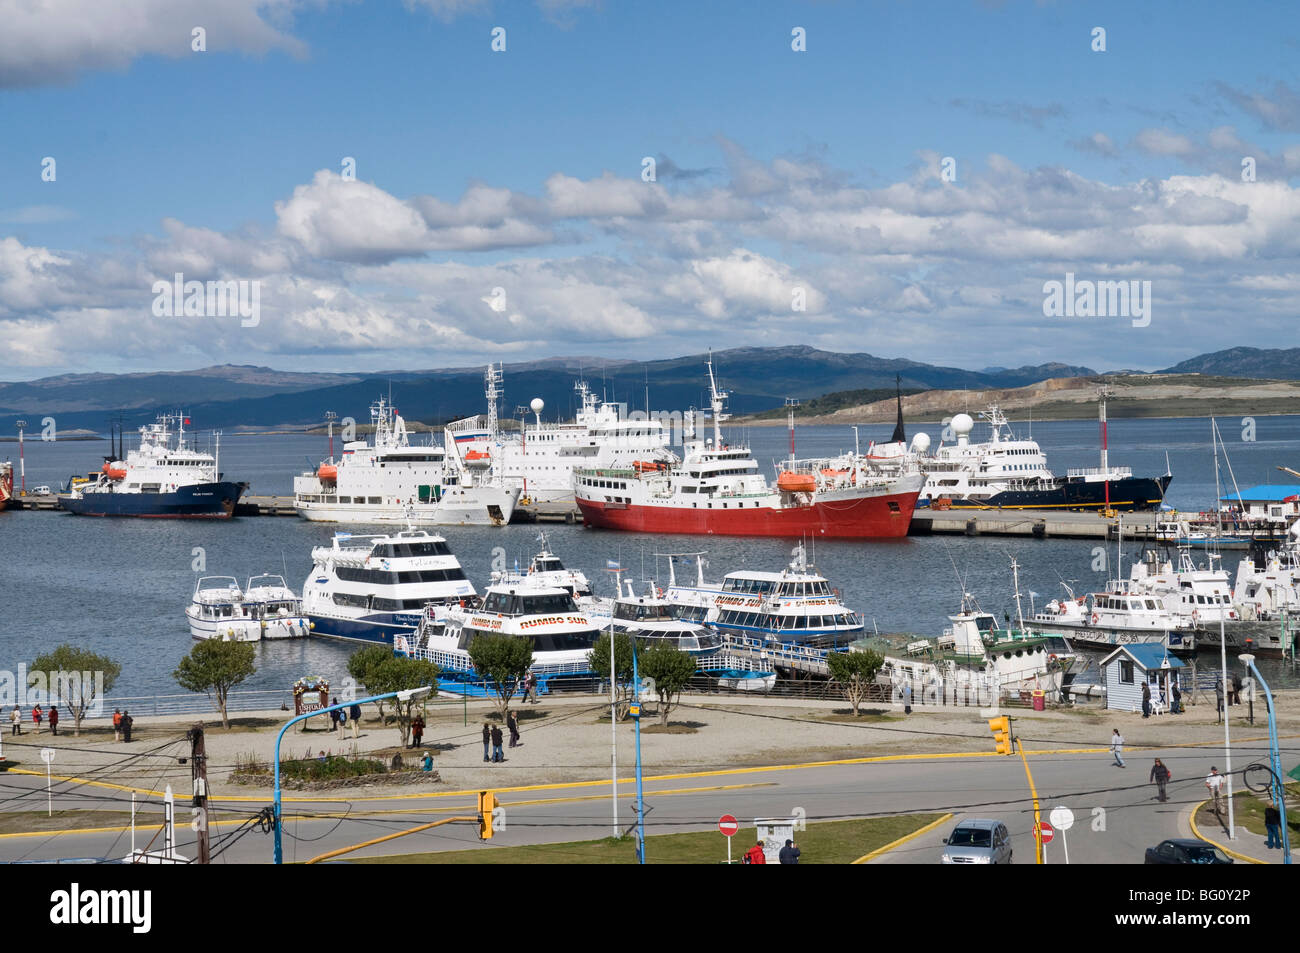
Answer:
[293,396,519,526]
[573,356,922,537]
[186,575,309,642]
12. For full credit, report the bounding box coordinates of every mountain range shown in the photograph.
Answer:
[1,346,1296,435]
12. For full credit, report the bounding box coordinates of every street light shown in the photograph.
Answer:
[273,687,431,863]
[1239,654,1291,865]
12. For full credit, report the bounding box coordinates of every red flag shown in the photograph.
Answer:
[183,417,191,425]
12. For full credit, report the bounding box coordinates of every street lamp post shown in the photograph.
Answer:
[630,638,646,865]
[1239,654,1291,865]
[273,687,430,864]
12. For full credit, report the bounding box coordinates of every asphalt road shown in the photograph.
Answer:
[2,734,1289,863]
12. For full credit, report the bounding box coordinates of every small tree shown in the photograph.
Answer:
[588,631,637,719]
[355,655,440,746]
[348,644,395,723]
[32,645,121,737]
[636,641,697,727]
[467,634,533,716]
[173,641,257,729]
[826,648,885,716]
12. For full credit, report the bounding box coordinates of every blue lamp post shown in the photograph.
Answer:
[629,638,646,865]
[1239,654,1290,865]
[273,687,430,864]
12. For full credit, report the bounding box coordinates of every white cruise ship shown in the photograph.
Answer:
[293,396,519,526]
[302,528,476,645]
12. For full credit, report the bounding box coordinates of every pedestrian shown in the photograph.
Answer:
[743,839,766,864]
[1215,679,1225,722]
[9,705,20,736]
[901,683,913,715]
[337,705,347,740]
[1149,758,1171,802]
[1265,804,1282,849]
[350,702,362,739]
[1171,683,1182,715]
[112,707,122,741]
[48,704,59,736]
[482,722,491,762]
[422,751,434,773]
[121,710,133,743]
[411,714,425,749]
[1110,728,1126,768]
[32,703,43,733]
[507,709,520,748]
[329,698,341,735]
[1230,673,1242,706]
[1205,767,1225,816]
[318,749,328,763]
[778,838,801,864]
[490,724,504,762]
[1141,682,1151,719]
[526,673,539,704]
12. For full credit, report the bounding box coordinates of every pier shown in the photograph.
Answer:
[911,507,1163,542]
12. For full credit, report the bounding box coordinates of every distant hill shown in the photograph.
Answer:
[1158,347,1300,380]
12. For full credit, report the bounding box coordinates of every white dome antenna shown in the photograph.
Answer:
[530,397,544,425]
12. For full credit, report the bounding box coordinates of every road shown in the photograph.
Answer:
[2,735,1288,863]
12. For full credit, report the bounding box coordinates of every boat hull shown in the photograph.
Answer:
[296,487,519,526]
[1031,621,1195,653]
[60,481,246,518]
[576,490,918,538]
[306,611,425,646]
[938,474,1171,512]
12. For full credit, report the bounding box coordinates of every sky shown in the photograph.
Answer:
[2,0,1300,381]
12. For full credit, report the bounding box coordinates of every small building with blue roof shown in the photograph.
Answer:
[1099,644,1185,713]
[1219,485,1300,521]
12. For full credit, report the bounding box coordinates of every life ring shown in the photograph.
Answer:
[1049,653,1058,661]
[1090,612,1099,625]
[1191,609,1199,623]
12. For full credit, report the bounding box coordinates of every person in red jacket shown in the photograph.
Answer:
[48,705,59,736]
[743,840,766,864]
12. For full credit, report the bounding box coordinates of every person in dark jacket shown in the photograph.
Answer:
[410,714,425,749]
[1230,673,1242,706]
[48,705,59,736]
[507,710,520,748]
[1265,804,1283,849]
[1141,682,1151,718]
[490,725,505,762]
[1171,683,1183,714]
[778,839,801,864]
[350,703,362,739]
[1149,759,1171,802]
[482,722,491,762]
[121,710,133,743]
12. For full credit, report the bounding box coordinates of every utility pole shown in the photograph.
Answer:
[188,725,210,864]
[16,419,26,495]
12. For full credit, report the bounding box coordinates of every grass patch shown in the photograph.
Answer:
[233,751,390,782]
[349,813,944,864]
[1196,784,1300,839]
[641,722,704,734]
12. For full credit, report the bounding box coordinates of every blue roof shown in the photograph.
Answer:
[1100,644,1186,670]
[1220,485,1300,503]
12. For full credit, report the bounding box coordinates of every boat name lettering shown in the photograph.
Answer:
[716,596,761,607]
[471,617,504,629]
[520,615,578,629]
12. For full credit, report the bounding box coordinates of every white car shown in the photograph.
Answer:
[32,485,52,495]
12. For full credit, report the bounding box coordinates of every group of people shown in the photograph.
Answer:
[1140,681,1182,717]
[327,698,364,740]
[10,704,60,736]
[743,839,801,864]
[481,711,522,762]
[516,673,540,704]
[1214,675,1248,722]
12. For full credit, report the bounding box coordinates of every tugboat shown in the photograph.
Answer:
[60,414,245,518]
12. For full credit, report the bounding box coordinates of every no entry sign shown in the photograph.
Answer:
[718,814,739,837]
[1036,821,1055,844]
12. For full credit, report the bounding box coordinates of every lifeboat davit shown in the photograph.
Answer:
[102,463,127,480]
[464,450,491,469]
[776,471,817,493]
[317,463,338,482]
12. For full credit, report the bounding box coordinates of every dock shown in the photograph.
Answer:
[513,501,581,523]
[909,507,1161,541]
[234,495,298,516]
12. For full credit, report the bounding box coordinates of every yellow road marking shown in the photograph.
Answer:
[1187,798,1265,865]
[852,813,953,864]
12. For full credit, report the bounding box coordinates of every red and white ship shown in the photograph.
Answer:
[0,461,12,510]
[573,356,923,538]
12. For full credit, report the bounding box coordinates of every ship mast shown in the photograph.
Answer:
[485,363,502,440]
[706,351,730,448]
[785,398,799,468]
[1098,385,1113,511]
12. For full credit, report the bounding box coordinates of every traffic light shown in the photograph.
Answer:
[988,716,1012,755]
[477,790,498,840]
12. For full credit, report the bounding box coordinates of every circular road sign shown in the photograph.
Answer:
[1035,821,1055,844]
[718,814,739,837]
[40,748,55,764]
[1048,806,1075,831]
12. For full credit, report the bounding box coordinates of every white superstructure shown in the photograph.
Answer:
[186,574,308,642]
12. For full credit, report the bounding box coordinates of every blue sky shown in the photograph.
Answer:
[2,0,1299,380]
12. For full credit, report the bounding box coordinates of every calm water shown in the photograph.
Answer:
[2,415,1298,697]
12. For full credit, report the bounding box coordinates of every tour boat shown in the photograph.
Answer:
[185,575,309,642]
[490,532,594,597]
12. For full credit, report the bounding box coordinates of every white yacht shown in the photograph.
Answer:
[293,396,520,526]
[1129,548,1238,628]
[1029,584,1195,652]
[490,532,594,597]
[302,528,475,645]
[663,544,865,645]
[186,575,309,642]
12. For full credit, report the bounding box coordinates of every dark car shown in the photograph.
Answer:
[1144,839,1233,864]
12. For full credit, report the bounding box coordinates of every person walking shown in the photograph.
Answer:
[121,710,133,743]
[112,708,122,741]
[1264,804,1282,849]
[10,705,20,736]
[1110,729,1126,768]
[743,840,766,864]
[1230,673,1242,706]
[901,683,913,715]
[1215,679,1225,723]
[481,722,491,763]
[337,705,348,740]
[1149,759,1171,802]
[778,839,801,864]
[1205,767,1225,816]
[32,703,43,733]
[1141,682,1151,718]
[1171,683,1182,715]
[329,698,341,736]
[350,702,362,739]
[490,724,505,763]
[411,714,425,749]
[48,704,59,736]
[507,709,520,748]
[526,673,539,704]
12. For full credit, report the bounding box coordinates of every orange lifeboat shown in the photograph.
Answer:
[776,471,817,493]
[317,463,338,482]
[464,450,491,468]
[102,463,127,480]
[633,460,667,473]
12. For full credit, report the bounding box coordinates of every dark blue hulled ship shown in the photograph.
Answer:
[59,414,247,518]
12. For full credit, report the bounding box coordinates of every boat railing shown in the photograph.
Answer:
[1066,466,1133,479]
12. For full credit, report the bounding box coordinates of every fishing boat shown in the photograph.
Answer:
[185,575,309,641]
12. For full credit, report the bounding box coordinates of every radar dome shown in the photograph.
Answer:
[530,398,545,414]
[910,432,932,453]
[950,413,974,435]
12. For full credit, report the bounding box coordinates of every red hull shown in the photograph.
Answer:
[576,492,918,538]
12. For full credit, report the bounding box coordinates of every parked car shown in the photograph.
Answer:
[1144,839,1233,864]
[32,485,52,496]
[940,818,1012,864]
